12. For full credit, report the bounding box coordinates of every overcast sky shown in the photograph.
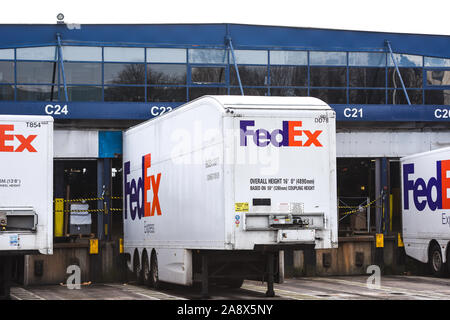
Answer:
[2,0,449,35]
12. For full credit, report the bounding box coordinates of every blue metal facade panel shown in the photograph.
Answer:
[98,131,123,158]
[0,24,448,58]
[0,101,449,122]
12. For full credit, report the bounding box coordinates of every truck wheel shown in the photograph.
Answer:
[150,253,160,289]
[429,243,444,277]
[142,252,151,286]
[133,252,143,284]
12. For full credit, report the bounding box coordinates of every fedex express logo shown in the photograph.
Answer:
[124,153,162,220]
[240,120,323,147]
[0,124,37,152]
[403,160,450,211]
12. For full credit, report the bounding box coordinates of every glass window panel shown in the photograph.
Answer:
[0,85,14,100]
[17,61,57,84]
[270,66,307,86]
[104,47,145,62]
[427,70,450,86]
[230,66,267,86]
[310,67,347,87]
[388,54,422,67]
[388,68,422,88]
[62,46,102,62]
[59,86,102,101]
[349,67,385,87]
[17,46,56,61]
[147,86,186,102]
[310,89,347,104]
[147,48,186,63]
[388,89,423,104]
[104,63,145,84]
[310,51,347,66]
[62,62,102,84]
[191,67,225,84]
[230,88,267,96]
[189,87,227,100]
[0,49,14,60]
[270,88,307,97]
[270,51,307,65]
[349,89,386,104]
[231,50,267,65]
[189,49,227,64]
[148,64,186,85]
[17,85,58,101]
[424,57,450,67]
[349,52,386,66]
[0,61,14,83]
[104,86,145,102]
[425,90,450,105]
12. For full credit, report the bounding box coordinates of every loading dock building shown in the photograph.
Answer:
[0,23,449,283]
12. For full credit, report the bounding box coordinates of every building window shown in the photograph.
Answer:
[388,89,423,105]
[62,62,102,85]
[310,89,346,104]
[349,89,385,104]
[59,86,102,102]
[191,67,226,84]
[0,61,14,83]
[104,86,145,102]
[388,67,422,88]
[0,85,14,100]
[189,87,227,100]
[349,68,385,88]
[310,67,347,87]
[17,61,57,84]
[425,89,450,105]
[426,70,450,86]
[147,87,186,102]
[104,63,145,85]
[17,85,57,101]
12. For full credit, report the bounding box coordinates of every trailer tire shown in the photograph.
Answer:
[429,243,444,277]
[133,251,143,284]
[142,251,151,286]
[150,252,160,289]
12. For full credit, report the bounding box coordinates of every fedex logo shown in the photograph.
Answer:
[403,160,450,211]
[124,153,162,220]
[240,120,323,147]
[0,124,37,152]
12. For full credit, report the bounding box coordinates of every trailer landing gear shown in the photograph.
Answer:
[266,252,275,297]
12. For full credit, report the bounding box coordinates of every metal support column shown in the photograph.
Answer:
[385,40,411,105]
[266,252,275,297]
[375,159,382,234]
[56,33,69,101]
[103,158,112,241]
[225,34,244,96]
[97,160,104,241]
[381,158,390,235]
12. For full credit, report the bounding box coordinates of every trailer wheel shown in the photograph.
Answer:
[133,251,143,284]
[141,251,151,286]
[150,252,160,289]
[429,243,444,277]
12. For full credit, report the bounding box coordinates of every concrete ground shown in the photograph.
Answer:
[9,275,450,300]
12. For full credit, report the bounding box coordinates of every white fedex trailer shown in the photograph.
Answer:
[0,115,53,299]
[401,147,450,276]
[123,96,337,296]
